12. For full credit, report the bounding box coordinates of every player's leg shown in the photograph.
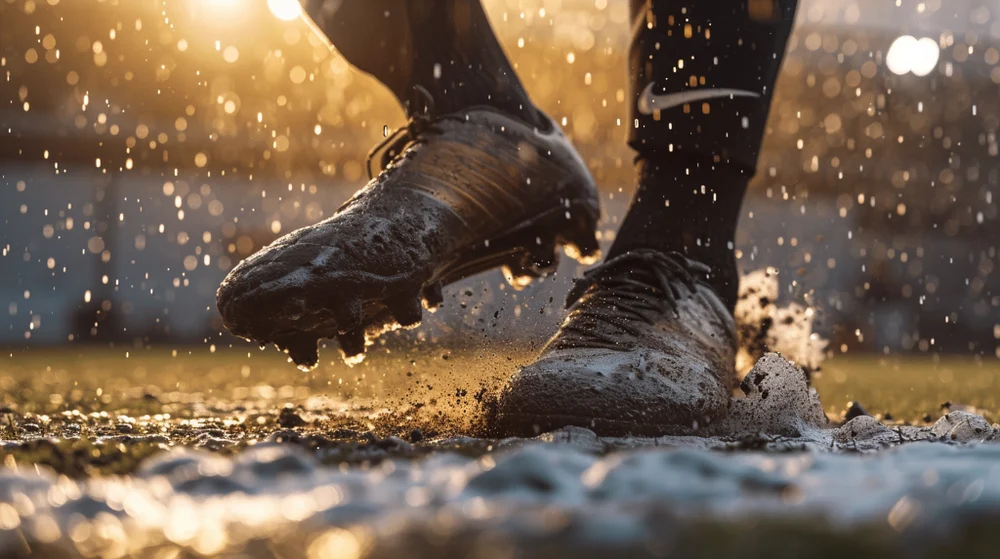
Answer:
[303,0,542,125]
[611,0,798,310]
[218,1,600,368]
[493,0,798,436]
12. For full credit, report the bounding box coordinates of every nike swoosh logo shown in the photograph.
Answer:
[637,82,760,115]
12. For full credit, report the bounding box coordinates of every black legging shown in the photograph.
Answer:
[302,0,542,126]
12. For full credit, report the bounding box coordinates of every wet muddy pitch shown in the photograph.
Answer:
[1,347,999,558]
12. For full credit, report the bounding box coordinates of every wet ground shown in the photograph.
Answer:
[1,347,999,558]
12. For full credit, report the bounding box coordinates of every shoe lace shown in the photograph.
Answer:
[365,85,465,180]
[557,250,711,350]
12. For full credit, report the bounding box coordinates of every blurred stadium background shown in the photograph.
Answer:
[1,0,998,358]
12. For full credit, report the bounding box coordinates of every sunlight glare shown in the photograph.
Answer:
[268,0,302,21]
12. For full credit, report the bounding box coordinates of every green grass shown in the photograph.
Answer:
[813,354,1000,422]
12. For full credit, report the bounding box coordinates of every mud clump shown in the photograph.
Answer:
[713,353,829,439]
[278,406,308,428]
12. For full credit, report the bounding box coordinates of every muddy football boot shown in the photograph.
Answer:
[493,250,737,437]
[217,107,600,369]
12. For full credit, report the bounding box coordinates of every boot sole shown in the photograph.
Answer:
[436,198,601,287]
[356,197,602,362]
[222,197,600,367]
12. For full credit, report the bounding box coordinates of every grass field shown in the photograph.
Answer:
[1,345,997,424]
[813,355,1000,422]
[0,346,1000,421]
[0,345,995,482]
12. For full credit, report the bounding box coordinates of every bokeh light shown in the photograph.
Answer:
[910,37,941,76]
[886,35,941,76]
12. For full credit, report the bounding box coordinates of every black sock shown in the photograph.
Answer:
[305,0,542,126]
[608,159,749,309]
[611,0,798,309]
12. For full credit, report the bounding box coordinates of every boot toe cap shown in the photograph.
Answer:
[493,349,731,438]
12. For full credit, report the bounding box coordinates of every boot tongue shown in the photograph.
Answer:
[552,250,711,352]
